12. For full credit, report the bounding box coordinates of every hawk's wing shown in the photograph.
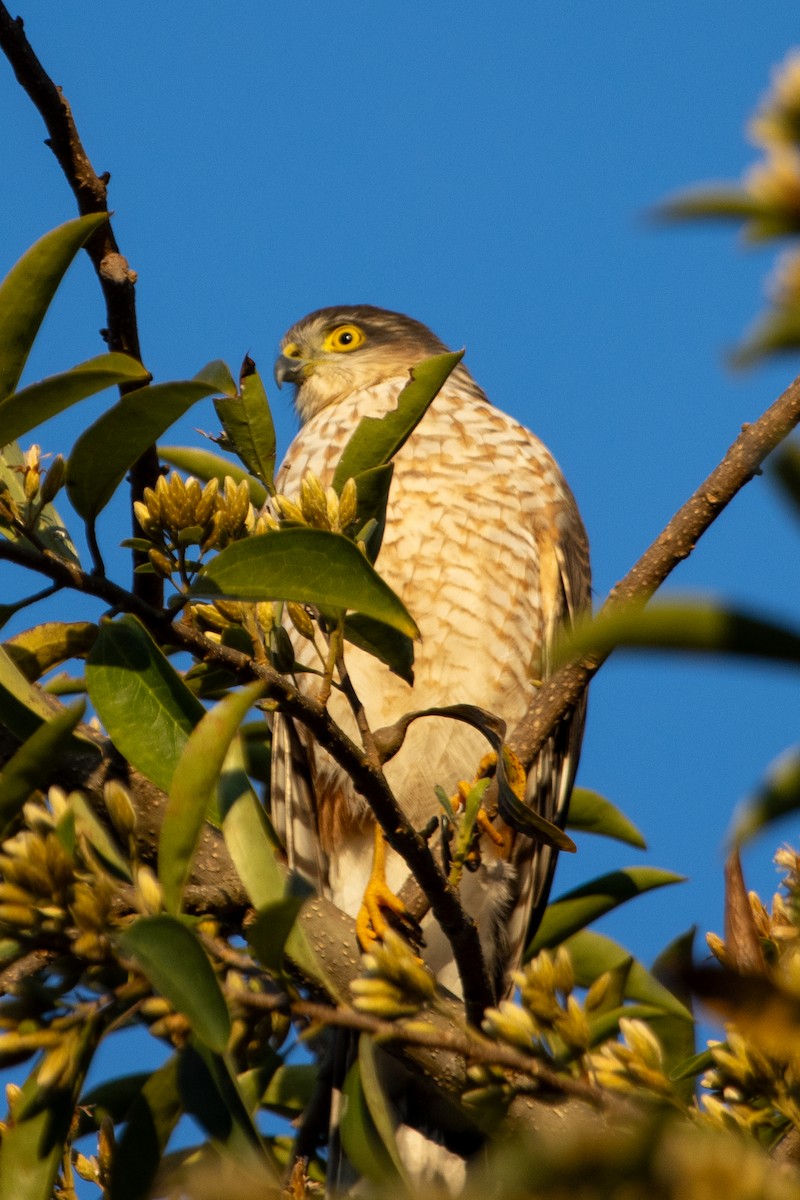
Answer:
[502,493,591,994]
[270,711,328,893]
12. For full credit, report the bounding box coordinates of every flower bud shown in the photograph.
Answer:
[39,455,66,504]
[338,477,358,529]
[287,602,315,641]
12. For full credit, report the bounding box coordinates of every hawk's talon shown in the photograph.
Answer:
[356,875,409,950]
[356,825,423,953]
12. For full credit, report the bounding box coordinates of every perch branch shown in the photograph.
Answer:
[510,370,800,764]
[0,4,161,605]
[0,540,494,1019]
[397,369,800,923]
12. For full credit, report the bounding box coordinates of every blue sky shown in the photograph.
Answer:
[2,0,800,1085]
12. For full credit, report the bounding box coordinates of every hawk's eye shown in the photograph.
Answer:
[323,324,365,353]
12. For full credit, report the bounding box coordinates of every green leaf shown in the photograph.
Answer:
[246,887,310,973]
[0,353,149,446]
[528,868,684,955]
[4,621,97,682]
[86,615,204,793]
[357,1035,412,1188]
[343,612,415,683]
[332,350,463,490]
[119,915,231,1053]
[0,700,85,836]
[191,527,420,639]
[158,443,267,505]
[69,790,132,882]
[0,643,77,741]
[731,306,800,369]
[670,1048,715,1082]
[0,442,80,564]
[259,1063,317,1117]
[563,929,693,1021]
[0,1014,101,1200]
[649,928,697,1101]
[231,756,340,998]
[586,1003,668,1047]
[214,358,276,489]
[108,1057,183,1200]
[0,213,109,401]
[566,787,646,848]
[78,1072,152,1130]
[67,363,237,520]
[159,681,265,913]
[657,186,777,226]
[176,1040,278,1183]
[555,597,800,670]
[731,746,800,846]
[194,360,238,394]
[341,1054,403,1189]
[351,463,394,560]
[219,735,285,910]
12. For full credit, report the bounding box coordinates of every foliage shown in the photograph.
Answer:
[0,47,799,1200]
[661,49,800,366]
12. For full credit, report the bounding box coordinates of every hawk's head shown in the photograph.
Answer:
[274,305,450,423]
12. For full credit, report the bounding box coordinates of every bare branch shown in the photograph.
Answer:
[0,4,161,605]
[509,370,800,767]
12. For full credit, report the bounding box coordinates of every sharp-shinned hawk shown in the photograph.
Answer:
[270,305,590,1002]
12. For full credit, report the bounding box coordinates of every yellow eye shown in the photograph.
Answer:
[283,342,303,359]
[322,324,365,353]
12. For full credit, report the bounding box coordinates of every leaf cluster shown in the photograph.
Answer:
[1,53,800,1200]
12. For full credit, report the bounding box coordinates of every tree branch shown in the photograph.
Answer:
[0,4,161,606]
[509,370,800,766]
[0,539,494,1020]
[396,371,800,927]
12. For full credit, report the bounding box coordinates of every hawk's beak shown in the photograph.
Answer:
[274,353,311,389]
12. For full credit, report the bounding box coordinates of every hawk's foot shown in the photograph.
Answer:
[356,825,421,953]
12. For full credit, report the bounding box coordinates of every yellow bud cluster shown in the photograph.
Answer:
[351,929,436,1018]
[73,1151,100,1185]
[273,471,359,534]
[0,789,118,965]
[134,473,258,572]
[587,1018,672,1096]
[749,52,800,150]
[350,977,425,1020]
[482,999,537,1050]
[513,949,565,1024]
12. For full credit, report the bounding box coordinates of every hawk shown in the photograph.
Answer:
[270,305,590,1002]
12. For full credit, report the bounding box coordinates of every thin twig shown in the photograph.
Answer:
[0,5,162,605]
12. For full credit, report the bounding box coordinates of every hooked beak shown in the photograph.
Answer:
[274,353,310,389]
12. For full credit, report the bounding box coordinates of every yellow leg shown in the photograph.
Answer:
[355,824,411,952]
